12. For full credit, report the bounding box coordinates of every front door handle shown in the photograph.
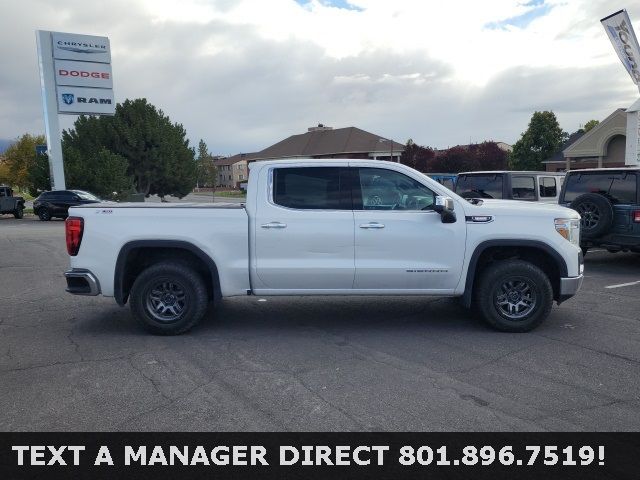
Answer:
[359,222,385,229]
[261,222,287,229]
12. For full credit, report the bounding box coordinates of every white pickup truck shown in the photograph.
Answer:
[64,159,584,335]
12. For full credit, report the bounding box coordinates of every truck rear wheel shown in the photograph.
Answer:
[476,260,553,332]
[13,207,23,219]
[129,262,208,335]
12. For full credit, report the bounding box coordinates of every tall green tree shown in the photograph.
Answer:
[1,134,46,190]
[64,148,132,200]
[510,111,567,170]
[196,139,211,189]
[584,119,599,132]
[27,151,51,196]
[62,98,196,198]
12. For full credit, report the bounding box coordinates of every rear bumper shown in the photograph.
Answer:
[558,274,583,303]
[64,269,101,296]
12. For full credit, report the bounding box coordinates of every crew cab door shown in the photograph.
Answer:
[352,166,466,293]
[253,165,354,291]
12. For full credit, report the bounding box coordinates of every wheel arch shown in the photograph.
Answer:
[114,240,221,306]
[462,240,568,308]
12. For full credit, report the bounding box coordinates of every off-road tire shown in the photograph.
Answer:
[37,208,51,221]
[570,193,614,239]
[476,260,553,333]
[13,207,23,219]
[130,262,208,335]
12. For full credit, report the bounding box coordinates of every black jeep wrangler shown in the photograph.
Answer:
[559,168,640,254]
[0,185,25,219]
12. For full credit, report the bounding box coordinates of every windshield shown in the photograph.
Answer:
[456,174,503,199]
[73,191,101,201]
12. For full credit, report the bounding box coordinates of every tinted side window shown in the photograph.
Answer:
[356,168,435,211]
[539,177,557,197]
[511,176,536,200]
[564,173,638,204]
[60,191,78,201]
[273,167,343,210]
[456,174,503,199]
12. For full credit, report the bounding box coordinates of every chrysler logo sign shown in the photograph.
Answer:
[56,41,107,55]
[52,32,111,64]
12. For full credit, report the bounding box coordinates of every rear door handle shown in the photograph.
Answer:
[261,222,287,229]
[359,222,385,229]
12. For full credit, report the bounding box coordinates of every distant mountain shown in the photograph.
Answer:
[0,139,13,154]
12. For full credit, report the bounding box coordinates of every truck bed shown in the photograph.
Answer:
[68,203,251,298]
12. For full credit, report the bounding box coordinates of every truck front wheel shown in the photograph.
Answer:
[476,260,553,332]
[129,262,208,335]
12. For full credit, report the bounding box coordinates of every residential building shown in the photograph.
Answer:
[214,154,252,189]
[241,124,405,164]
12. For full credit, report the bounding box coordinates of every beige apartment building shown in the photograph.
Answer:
[214,154,252,189]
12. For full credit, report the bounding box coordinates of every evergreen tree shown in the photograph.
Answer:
[62,98,196,198]
[510,111,567,170]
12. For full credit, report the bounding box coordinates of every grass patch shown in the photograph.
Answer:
[214,190,246,198]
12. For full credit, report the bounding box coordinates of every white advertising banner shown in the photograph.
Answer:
[54,60,113,89]
[56,86,115,115]
[601,9,640,86]
[52,32,111,63]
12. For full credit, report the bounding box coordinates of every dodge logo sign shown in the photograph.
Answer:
[61,94,74,105]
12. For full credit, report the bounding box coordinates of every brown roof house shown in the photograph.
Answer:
[217,124,405,188]
[244,124,405,163]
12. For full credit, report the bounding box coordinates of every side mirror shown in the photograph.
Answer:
[434,196,457,223]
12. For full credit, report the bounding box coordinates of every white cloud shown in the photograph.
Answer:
[0,0,638,153]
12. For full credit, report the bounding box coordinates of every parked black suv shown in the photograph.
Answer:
[559,168,640,254]
[33,190,101,221]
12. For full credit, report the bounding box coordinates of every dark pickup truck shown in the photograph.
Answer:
[0,186,25,219]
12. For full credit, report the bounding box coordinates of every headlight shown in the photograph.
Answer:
[555,218,580,246]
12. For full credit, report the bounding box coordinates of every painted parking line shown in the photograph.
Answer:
[605,280,640,289]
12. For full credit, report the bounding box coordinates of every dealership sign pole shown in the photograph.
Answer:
[601,9,640,166]
[35,31,115,190]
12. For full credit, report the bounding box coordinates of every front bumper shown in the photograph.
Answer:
[558,274,584,303]
[64,269,101,296]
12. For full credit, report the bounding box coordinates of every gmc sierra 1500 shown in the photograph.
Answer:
[64,159,583,334]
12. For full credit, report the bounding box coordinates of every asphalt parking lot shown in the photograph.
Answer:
[1,216,639,431]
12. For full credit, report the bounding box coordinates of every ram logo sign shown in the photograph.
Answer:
[57,87,115,115]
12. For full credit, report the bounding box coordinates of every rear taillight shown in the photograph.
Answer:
[65,217,84,256]
[634,210,640,223]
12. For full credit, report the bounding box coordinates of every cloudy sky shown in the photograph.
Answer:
[0,0,639,155]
